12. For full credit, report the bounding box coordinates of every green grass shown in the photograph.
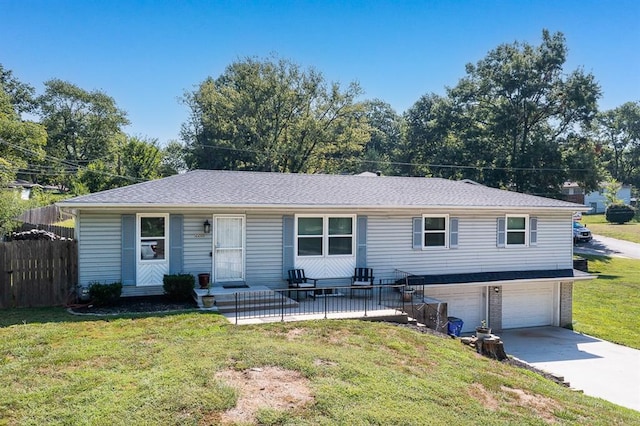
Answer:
[581,214,640,243]
[1,311,638,424]
[572,256,640,349]
[53,218,75,228]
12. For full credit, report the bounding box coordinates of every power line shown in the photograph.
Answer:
[0,138,146,183]
[191,141,599,173]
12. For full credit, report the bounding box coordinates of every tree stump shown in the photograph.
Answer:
[476,336,508,361]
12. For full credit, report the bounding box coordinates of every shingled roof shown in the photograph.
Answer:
[58,170,586,210]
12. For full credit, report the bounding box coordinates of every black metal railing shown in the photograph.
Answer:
[231,283,417,324]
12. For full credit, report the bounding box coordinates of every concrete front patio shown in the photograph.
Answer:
[193,284,411,325]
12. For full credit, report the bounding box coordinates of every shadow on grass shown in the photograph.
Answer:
[577,254,613,263]
[594,274,621,281]
[0,306,214,328]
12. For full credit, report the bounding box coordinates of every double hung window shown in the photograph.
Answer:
[296,216,354,257]
[423,215,449,248]
[506,215,528,246]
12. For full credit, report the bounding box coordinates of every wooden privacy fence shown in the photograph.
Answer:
[17,204,73,225]
[0,240,78,309]
[16,223,75,240]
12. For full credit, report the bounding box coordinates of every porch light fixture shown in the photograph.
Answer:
[494,286,500,293]
[203,220,211,234]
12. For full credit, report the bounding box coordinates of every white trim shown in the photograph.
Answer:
[213,214,246,282]
[59,203,588,212]
[505,214,529,247]
[136,213,169,286]
[136,213,169,263]
[421,214,449,249]
[294,214,356,259]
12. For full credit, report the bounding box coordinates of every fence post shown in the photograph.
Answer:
[0,243,9,309]
[364,290,368,317]
[324,291,328,319]
[235,292,239,325]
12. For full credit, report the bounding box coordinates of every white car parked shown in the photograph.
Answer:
[573,222,592,244]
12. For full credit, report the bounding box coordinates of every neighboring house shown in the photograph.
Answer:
[58,170,593,332]
[561,182,584,205]
[8,179,59,201]
[584,184,632,214]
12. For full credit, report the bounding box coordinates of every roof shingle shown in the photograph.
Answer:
[58,170,586,210]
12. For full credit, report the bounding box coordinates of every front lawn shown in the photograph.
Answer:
[581,214,640,243]
[572,256,640,349]
[1,311,638,424]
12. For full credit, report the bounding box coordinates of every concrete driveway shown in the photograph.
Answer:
[500,327,640,412]
[574,234,640,259]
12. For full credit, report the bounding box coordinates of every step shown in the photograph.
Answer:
[193,289,299,312]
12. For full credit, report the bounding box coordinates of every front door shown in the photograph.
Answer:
[213,215,245,282]
[137,214,169,286]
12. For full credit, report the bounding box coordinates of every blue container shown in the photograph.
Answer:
[447,317,464,337]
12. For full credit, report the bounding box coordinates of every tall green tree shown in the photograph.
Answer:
[37,79,129,187]
[358,99,403,175]
[181,56,369,173]
[159,140,188,176]
[0,76,47,184]
[0,64,37,115]
[77,136,162,193]
[408,30,602,195]
[402,93,459,177]
[596,102,640,188]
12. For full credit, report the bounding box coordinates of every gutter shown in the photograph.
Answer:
[57,202,590,212]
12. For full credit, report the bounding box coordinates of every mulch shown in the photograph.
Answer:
[69,295,198,315]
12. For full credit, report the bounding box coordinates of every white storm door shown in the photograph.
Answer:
[214,215,245,282]
[137,214,169,286]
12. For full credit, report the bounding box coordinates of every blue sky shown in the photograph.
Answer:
[2,0,639,145]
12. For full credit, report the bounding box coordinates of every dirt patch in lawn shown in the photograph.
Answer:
[502,386,561,423]
[468,383,560,423]
[211,366,314,425]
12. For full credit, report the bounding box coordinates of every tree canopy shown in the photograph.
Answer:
[0,76,46,185]
[37,79,130,184]
[402,30,603,196]
[596,102,640,189]
[181,56,370,173]
[2,29,638,209]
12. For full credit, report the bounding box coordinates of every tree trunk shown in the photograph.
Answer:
[476,337,508,361]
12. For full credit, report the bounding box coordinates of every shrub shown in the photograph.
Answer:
[605,204,636,224]
[163,274,195,301]
[88,282,123,306]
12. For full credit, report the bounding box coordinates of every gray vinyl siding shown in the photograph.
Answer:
[183,215,213,277]
[245,214,283,286]
[76,208,574,291]
[181,213,284,287]
[367,211,573,281]
[78,212,122,286]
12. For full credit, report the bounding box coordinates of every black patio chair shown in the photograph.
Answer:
[351,267,374,298]
[287,269,316,300]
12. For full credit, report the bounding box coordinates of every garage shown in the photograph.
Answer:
[425,286,484,333]
[502,282,556,329]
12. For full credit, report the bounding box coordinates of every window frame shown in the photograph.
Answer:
[505,214,529,247]
[295,214,356,258]
[137,213,169,262]
[422,214,449,249]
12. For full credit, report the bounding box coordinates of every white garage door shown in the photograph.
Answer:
[425,286,484,333]
[502,283,555,329]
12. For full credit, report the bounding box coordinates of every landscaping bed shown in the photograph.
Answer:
[70,295,198,315]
